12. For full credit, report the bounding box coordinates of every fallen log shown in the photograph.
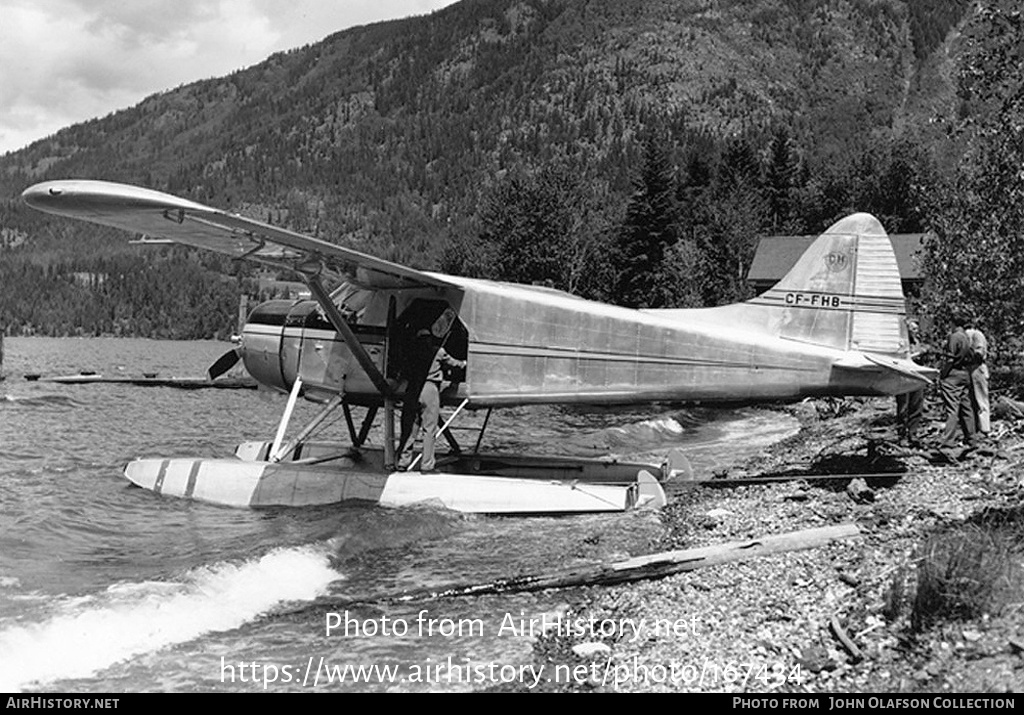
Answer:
[294,523,861,614]
[610,523,861,575]
[699,472,903,488]
[411,522,862,599]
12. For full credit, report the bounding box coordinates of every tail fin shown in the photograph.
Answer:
[746,213,908,356]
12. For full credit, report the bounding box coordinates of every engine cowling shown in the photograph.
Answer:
[239,299,387,401]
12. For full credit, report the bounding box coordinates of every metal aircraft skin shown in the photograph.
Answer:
[19,180,934,512]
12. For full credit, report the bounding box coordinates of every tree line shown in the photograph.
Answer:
[0,252,244,339]
[443,122,929,310]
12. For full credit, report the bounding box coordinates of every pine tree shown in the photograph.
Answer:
[764,127,802,234]
[613,131,680,308]
[696,135,766,305]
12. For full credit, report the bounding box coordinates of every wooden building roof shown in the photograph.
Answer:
[747,233,926,287]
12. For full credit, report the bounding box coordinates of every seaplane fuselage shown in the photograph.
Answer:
[20,179,934,513]
[243,275,917,412]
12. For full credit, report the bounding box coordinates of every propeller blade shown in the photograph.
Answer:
[208,348,241,380]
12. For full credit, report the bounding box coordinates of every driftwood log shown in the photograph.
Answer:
[297,523,861,614]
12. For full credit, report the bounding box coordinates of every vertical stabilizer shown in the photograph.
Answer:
[746,213,907,356]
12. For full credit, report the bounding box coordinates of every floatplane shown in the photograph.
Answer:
[22,180,934,514]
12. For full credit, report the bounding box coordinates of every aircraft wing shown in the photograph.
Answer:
[21,180,456,291]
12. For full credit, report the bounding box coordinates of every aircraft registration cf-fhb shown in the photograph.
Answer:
[22,180,934,514]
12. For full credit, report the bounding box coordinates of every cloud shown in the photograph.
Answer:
[0,0,457,154]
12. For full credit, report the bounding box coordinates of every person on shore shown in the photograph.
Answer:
[896,318,926,448]
[965,319,990,437]
[938,315,977,449]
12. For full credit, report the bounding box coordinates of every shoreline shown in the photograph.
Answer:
[499,396,1023,693]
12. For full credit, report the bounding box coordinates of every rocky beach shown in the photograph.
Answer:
[501,392,1024,694]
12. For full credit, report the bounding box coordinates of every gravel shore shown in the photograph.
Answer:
[509,395,1024,693]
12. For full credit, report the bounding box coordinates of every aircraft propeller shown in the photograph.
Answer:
[208,347,241,380]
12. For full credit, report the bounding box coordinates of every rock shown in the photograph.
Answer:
[994,395,1024,419]
[572,642,611,658]
[798,645,838,673]
[784,480,812,501]
[846,478,875,504]
[838,571,860,587]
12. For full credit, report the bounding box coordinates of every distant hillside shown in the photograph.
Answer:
[0,0,967,256]
[0,0,975,337]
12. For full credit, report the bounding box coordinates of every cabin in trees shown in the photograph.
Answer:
[748,233,927,298]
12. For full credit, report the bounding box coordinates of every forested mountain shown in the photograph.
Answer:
[0,0,1002,340]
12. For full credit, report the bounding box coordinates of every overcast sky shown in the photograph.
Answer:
[0,0,459,155]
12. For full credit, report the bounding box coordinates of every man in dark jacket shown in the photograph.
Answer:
[395,310,466,472]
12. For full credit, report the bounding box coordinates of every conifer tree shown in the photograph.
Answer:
[764,127,802,234]
[613,130,680,308]
[696,135,766,306]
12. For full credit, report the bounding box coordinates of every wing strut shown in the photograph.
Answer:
[301,271,399,469]
[302,272,394,399]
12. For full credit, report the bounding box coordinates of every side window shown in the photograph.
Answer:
[327,283,372,325]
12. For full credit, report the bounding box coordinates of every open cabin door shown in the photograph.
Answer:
[388,298,469,398]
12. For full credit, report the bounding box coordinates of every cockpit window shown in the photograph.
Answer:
[330,283,372,323]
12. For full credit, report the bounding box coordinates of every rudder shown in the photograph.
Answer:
[746,213,907,356]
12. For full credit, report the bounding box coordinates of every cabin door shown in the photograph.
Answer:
[388,298,468,394]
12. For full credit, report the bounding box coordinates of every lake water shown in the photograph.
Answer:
[0,337,798,692]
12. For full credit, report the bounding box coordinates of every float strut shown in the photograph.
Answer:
[270,376,303,462]
[407,398,469,471]
[274,392,345,463]
[384,398,396,470]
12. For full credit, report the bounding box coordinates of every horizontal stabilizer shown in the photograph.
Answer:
[834,353,936,386]
[862,353,936,385]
